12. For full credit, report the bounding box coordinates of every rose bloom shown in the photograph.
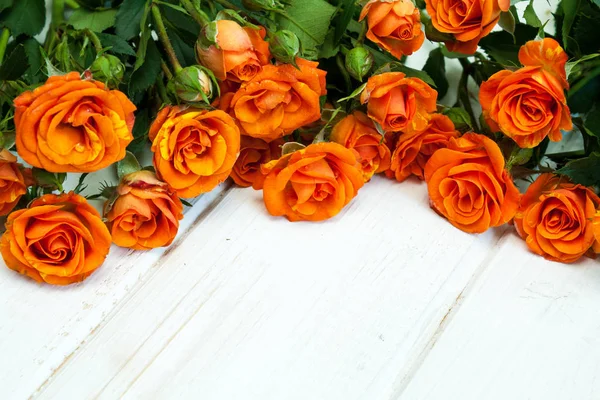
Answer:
[196,20,270,82]
[518,38,569,88]
[231,136,283,189]
[359,0,425,58]
[14,72,136,173]
[515,174,600,263]
[424,133,520,233]
[480,39,571,148]
[149,106,240,198]
[0,149,28,216]
[0,192,111,285]
[223,58,327,142]
[427,0,509,54]
[330,111,391,181]
[105,170,184,250]
[387,113,460,182]
[360,72,437,133]
[261,142,364,222]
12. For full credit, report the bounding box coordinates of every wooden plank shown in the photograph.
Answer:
[0,184,231,400]
[398,234,600,400]
[35,177,506,399]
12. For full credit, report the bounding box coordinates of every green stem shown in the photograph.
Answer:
[51,0,65,29]
[0,28,10,65]
[181,0,210,26]
[336,53,352,94]
[151,4,182,73]
[211,0,241,10]
[160,59,174,80]
[357,20,367,44]
[156,75,169,105]
[84,29,103,54]
[457,58,480,132]
[65,0,80,8]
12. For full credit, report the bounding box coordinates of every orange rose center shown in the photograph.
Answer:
[447,0,480,27]
[31,229,77,263]
[239,149,262,174]
[397,21,414,40]
[172,124,226,176]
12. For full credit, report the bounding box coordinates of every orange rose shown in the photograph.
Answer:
[424,133,520,233]
[231,136,283,189]
[261,142,364,222]
[0,149,28,216]
[196,20,271,82]
[150,105,240,198]
[14,72,136,173]
[518,38,569,88]
[480,69,571,149]
[387,113,459,182]
[360,0,425,58]
[515,174,600,263]
[360,72,437,133]
[225,58,327,142]
[426,0,509,54]
[330,111,391,180]
[105,170,184,250]
[0,192,111,285]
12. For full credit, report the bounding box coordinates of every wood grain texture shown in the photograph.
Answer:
[33,177,506,400]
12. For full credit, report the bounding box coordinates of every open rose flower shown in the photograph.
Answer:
[515,174,600,263]
[360,72,437,133]
[0,192,111,285]
[14,72,136,173]
[261,142,364,222]
[426,0,509,54]
[387,113,460,182]
[480,39,572,148]
[223,58,326,142]
[0,149,28,216]
[330,111,391,180]
[424,133,520,233]
[231,136,283,189]
[518,38,569,88]
[196,20,271,82]
[150,106,240,198]
[105,170,184,250]
[360,0,424,58]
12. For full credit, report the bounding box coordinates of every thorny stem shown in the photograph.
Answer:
[181,0,211,26]
[84,29,103,54]
[0,28,10,65]
[160,59,174,80]
[151,4,183,73]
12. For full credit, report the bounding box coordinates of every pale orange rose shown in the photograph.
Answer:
[105,170,184,250]
[426,0,509,54]
[515,174,600,263]
[14,72,135,173]
[0,149,28,216]
[424,133,520,233]
[330,111,391,180]
[261,142,364,222]
[230,136,283,189]
[150,105,240,198]
[387,113,460,182]
[360,0,425,58]
[360,72,437,132]
[0,192,111,285]
[196,20,271,82]
[224,58,327,142]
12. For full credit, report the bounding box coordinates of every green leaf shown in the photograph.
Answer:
[0,0,14,13]
[273,0,336,57]
[129,39,161,95]
[585,106,600,140]
[69,8,118,32]
[556,153,600,187]
[23,39,43,83]
[375,62,437,88]
[127,106,151,154]
[498,11,516,38]
[523,0,542,28]
[281,142,306,155]
[116,0,147,40]
[0,0,45,37]
[561,0,581,50]
[117,151,142,180]
[167,26,195,67]
[479,23,538,66]
[423,48,448,99]
[440,45,470,58]
[334,0,357,45]
[338,82,367,102]
[565,53,600,80]
[132,2,152,72]
[442,107,473,132]
[96,33,136,56]
[0,45,28,80]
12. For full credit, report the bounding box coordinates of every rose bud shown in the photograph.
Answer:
[104,170,184,250]
[242,0,284,11]
[171,65,214,104]
[269,30,301,65]
[345,46,374,82]
[89,54,125,88]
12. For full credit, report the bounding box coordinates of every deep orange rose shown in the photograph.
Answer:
[515,174,600,263]
[360,72,437,133]
[330,111,391,180]
[387,113,459,182]
[426,0,509,54]
[105,170,184,250]
[261,142,364,222]
[359,0,425,58]
[150,106,240,198]
[0,192,111,285]
[518,38,568,88]
[424,133,520,233]
[0,149,27,216]
[225,58,327,142]
[196,20,271,82]
[14,72,136,173]
[231,136,283,189]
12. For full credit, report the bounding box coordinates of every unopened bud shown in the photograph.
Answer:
[90,55,124,88]
[269,30,301,66]
[172,65,214,104]
[345,47,374,82]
